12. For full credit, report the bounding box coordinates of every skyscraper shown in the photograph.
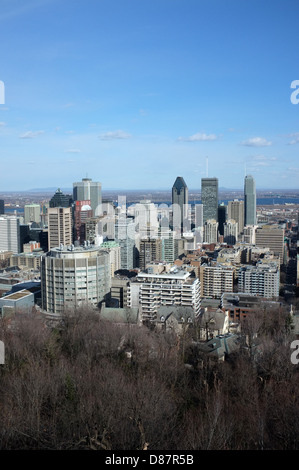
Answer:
[73,178,102,217]
[24,204,41,225]
[201,177,218,223]
[48,207,72,249]
[0,216,21,253]
[217,203,227,236]
[228,199,244,234]
[73,200,93,245]
[172,176,188,231]
[244,175,256,226]
[114,217,136,270]
[49,188,73,208]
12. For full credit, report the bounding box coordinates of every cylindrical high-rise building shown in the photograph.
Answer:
[41,245,111,314]
[244,175,256,226]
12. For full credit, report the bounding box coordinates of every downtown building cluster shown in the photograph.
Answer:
[0,173,292,327]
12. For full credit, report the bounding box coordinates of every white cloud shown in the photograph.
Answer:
[177,132,218,142]
[288,132,299,145]
[19,130,45,139]
[241,137,272,147]
[99,130,132,140]
[252,155,277,162]
[0,122,6,126]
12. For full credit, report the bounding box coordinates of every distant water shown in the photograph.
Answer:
[4,197,299,215]
[135,197,299,206]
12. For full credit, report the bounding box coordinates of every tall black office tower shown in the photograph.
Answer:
[172,176,188,231]
[201,177,219,223]
[244,175,256,226]
[49,188,73,208]
[0,200,4,215]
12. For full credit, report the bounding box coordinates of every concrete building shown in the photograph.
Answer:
[228,199,244,234]
[131,266,201,323]
[114,217,136,270]
[100,241,121,277]
[133,200,159,238]
[110,275,133,308]
[244,175,256,226]
[238,262,280,298]
[139,237,162,270]
[10,251,43,270]
[47,207,72,250]
[0,216,21,253]
[224,219,238,245]
[24,204,41,225]
[204,219,218,244]
[41,244,111,314]
[194,203,204,244]
[160,229,177,263]
[73,177,102,217]
[199,264,235,298]
[242,225,257,244]
[201,177,219,223]
[255,225,285,262]
[0,289,35,317]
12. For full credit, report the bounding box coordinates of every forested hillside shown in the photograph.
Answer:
[0,308,298,450]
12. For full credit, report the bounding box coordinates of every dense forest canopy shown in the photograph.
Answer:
[0,306,299,450]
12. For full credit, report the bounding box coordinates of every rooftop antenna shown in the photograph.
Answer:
[244,162,247,178]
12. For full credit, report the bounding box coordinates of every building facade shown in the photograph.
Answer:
[73,177,102,217]
[244,175,256,226]
[41,245,111,314]
[204,219,218,244]
[0,216,21,253]
[130,267,201,323]
[255,225,285,262]
[24,204,41,225]
[199,264,234,298]
[228,199,244,234]
[224,219,239,245]
[47,207,72,250]
[238,262,280,298]
[201,177,219,223]
[172,176,188,231]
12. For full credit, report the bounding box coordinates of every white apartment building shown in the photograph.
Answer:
[238,262,280,299]
[0,216,21,253]
[204,219,218,244]
[128,267,201,323]
[100,241,121,277]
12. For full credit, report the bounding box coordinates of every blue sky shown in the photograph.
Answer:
[0,0,299,191]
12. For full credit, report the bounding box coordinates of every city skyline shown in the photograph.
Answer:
[1,0,299,191]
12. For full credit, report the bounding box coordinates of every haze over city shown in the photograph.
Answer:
[1,0,299,191]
